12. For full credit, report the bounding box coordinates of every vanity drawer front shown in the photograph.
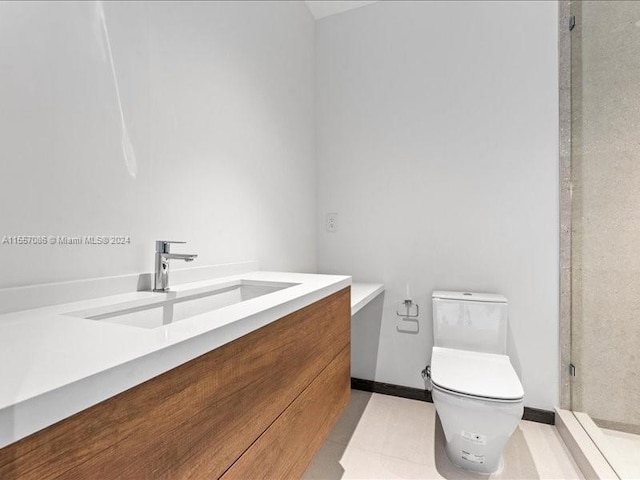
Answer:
[0,287,350,480]
[222,345,351,480]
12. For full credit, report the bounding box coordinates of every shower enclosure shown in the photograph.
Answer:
[570,1,640,478]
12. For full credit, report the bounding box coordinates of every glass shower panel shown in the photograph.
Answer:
[571,1,640,477]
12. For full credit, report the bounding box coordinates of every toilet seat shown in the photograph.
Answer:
[431,382,522,404]
[431,347,524,402]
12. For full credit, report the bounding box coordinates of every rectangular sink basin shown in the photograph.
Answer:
[67,280,297,329]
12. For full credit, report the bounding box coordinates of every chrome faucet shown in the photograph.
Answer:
[154,240,198,292]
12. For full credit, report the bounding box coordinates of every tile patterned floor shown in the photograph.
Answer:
[304,390,584,480]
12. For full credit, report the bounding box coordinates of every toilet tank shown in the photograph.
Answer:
[432,291,508,355]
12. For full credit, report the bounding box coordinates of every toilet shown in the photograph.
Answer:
[430,291,524,474]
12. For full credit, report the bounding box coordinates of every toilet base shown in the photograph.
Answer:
[443,435,503,474]
[432,387,523,475]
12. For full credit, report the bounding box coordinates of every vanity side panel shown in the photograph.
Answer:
[0,287,350,480]
[221,345,351,480]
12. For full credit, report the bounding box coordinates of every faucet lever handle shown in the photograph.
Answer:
[155,240,187,254]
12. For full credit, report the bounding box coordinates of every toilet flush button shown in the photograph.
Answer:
[462,430,487,445]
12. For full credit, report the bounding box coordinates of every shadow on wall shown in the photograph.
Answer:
[507,325,522,382]
[434,415,539,480]
[350,293,385,381]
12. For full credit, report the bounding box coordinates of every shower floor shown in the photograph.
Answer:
[601,428,640,479]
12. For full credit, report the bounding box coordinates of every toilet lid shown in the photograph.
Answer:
[431,347,524,401]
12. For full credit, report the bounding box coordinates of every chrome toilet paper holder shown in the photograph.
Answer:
[396,299,419,318]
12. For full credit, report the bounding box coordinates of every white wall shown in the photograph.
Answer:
[316,1,559,410]
[0,1,316,288]
[0,0,561,409]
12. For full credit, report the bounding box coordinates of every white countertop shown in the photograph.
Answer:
[351,282,385,316]
[0,271,350,448]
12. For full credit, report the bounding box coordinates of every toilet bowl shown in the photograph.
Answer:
[430,291,524,474]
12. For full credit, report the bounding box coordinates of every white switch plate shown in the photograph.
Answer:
[326,213,338,232]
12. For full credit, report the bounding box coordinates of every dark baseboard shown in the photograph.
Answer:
[521,406,555,425]
[351,377,555,425]
[351,377,433,402]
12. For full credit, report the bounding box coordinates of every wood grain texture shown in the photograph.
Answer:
[0,287,350,480]
[222,346,351,480]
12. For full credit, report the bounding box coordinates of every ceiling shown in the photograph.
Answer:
[305,1,378,20]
